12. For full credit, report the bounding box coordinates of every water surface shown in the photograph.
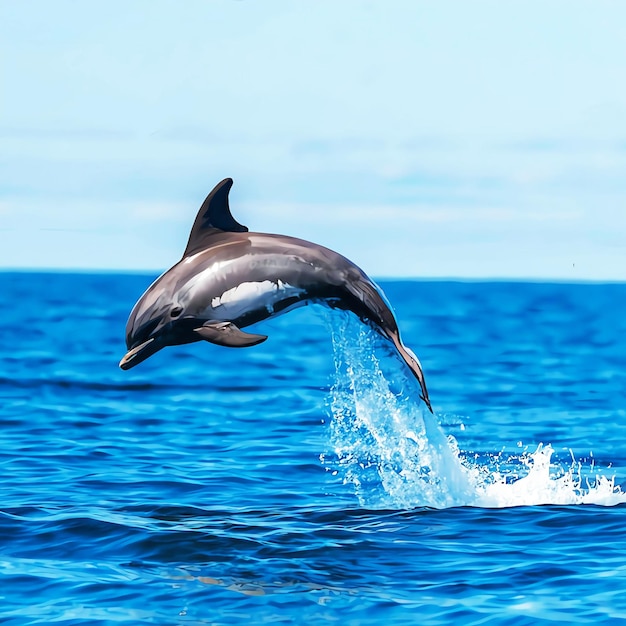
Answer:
[1,273,625,624]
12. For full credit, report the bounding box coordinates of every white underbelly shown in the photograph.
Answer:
[207,279,306,321]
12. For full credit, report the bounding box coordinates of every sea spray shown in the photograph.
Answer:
[322,312,625,509]
[322,312,474,509]
[470,444,625,507]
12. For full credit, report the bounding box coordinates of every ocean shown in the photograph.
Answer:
[1,272,625,624]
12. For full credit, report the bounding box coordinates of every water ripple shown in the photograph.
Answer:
[1,274,626,624]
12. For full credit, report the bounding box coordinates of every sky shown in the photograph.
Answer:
[1,0,625,279]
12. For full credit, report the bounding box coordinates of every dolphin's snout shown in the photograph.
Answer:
[119,337,158,370]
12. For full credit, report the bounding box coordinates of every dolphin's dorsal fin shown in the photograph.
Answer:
[183,178,248,257]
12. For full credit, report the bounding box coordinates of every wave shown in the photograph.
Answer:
[321,314,626,510]
[0,376,266,393]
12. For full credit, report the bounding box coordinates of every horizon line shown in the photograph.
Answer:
[1,266,624,286]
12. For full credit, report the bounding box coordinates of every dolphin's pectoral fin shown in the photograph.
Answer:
[184,178,248,257]
[194,321,268,348]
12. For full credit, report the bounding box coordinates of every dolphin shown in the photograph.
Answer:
[119,178,433,412]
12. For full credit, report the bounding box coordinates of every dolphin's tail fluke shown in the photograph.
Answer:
[388,334,433,413]
[341,273,433,413]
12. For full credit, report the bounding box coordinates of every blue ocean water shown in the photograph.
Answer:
[1,272,625,624]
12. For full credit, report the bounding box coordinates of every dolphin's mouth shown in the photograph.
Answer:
[119,337,161,370]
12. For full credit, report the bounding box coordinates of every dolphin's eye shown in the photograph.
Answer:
[170,307,183,318]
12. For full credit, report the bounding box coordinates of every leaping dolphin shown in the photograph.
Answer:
[119,178,433,412]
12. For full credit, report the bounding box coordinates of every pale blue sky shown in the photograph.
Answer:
[1,0,625,279]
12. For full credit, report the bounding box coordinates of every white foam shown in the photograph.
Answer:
[322,314,626,510]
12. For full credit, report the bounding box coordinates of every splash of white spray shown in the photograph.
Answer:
[321,314,625,510]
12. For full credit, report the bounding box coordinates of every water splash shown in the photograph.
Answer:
[321,314,626,510]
